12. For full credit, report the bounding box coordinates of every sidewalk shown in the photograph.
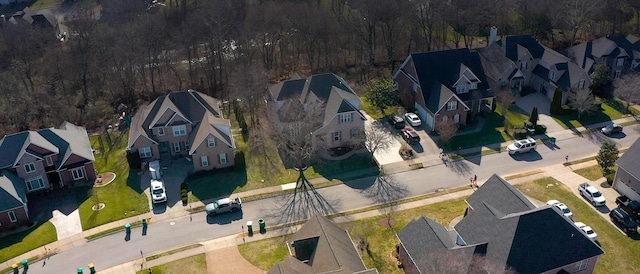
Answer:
[2,115,637,271]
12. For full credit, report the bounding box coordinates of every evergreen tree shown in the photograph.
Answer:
[529,107,538,126]
[596,141,619,174]
[550,87,563,115]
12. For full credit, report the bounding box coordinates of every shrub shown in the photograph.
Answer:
[125,151,142,170]
[550,87,563,114]
[234,150,246,171]
[534,124,547,134]
[524,121,534,129]
[514,128,528,139]
[560,105,573,115]
[605,174,615,185]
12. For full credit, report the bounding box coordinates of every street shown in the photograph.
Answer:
[27,124,640,273]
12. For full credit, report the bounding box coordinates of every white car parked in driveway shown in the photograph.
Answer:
[150,179,167,204]
[547,200,573,219]
[404,113,422,127]
[574,222,598,241]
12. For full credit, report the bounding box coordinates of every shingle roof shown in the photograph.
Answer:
[478,43,518,82]
[617,137,640,180]
[499,35,545,61]
[0,171,27,211]
[408,48,493,113]
[466,174,536,214]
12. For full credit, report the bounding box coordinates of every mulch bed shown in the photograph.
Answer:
[94,172,116,187]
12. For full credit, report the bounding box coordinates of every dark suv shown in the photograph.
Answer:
[401,128,420,144]
[388,115,405,129]
[610,208,638,235]
[616,195,640,222]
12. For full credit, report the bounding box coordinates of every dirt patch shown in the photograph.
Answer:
[94,172,116,187]
[377,217,396,228]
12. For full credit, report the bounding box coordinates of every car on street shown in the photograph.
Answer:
[507,138,537,155]
[578,183,606,207]
[401,128,420,144]
[610,207,638,235]
[547,200,573,219]
[404,113,422,127]
[150,179,167,204]
[574,222,598,241]
[205,197,242,216]
[601,124,623,135]
[388,115,405,129]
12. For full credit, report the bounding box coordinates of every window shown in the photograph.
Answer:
[139,147,152,158]
[394,82,399,90]
[549,71,556,81]
[442,116,449,122]
[71,167,85,180]
[24,163,36,173]
[8,211,17,223]
[339,113,352,123]
[184,140,190,150]
[576,259,588,271]
[333,131,342,141]
[454,114,460,123]
[174,142,181,152]
[157,127,165,136]
[615,70,622,78]
[45,156,53,166]
[520,61,528,70]
[26,177,45,191]
[579,79,585,89]
[447,101,458,111]
[172,125,187,136]
[208,138,216,147]
[201,156,209,167]
[219,153,227,164]
[456,85,466,93]
[350,128,359,139]
[617,58,624,67]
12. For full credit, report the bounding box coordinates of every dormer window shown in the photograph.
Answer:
[456,85,466,93]
[579,79,585,89]
[617,58,624,67]
[549,71,556,81]
[520,61,528,70]
[339,113,352,123]
[469,82,477,90]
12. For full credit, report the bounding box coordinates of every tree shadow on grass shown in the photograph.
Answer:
[314,152,379,181]
[187,167,248,202]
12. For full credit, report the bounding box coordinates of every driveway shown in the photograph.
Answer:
[516,93,565,134]
[28,188,82,239]
[142,158,193,214]
[362,112,404,166]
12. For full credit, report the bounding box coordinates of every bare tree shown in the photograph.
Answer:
[363,120,394,156]
[227,59,269,126]
[613,73,640,116]
[435,117,459,146]
[567,88,597,118]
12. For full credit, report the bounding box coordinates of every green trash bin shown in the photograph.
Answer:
[549,137,556,145]
[11,263,19,274]
[21,259,28,269]
[124,223,131,233]
[77,267,83,274]
[246,221,253,237]
[258,219,266,234]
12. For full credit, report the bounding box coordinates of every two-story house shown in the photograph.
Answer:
[493,35,592,104]
[0,122,96,230]
[393,48,495,131]
[397,174,604,274]
[565,35,640,79]
[127,90,236,172]
[267,73,365,158]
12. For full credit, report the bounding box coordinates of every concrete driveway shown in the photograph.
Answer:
[28,188,82,239]
[362,112,404,166]
[516,93,565,134]
[142,158,193,214]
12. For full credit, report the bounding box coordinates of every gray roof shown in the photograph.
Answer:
[38,122,95,169]
[269,215,372,274]
[478,43,519,82]
[617,137,640,180]
[466,174,536,215]
[0,171,27,212]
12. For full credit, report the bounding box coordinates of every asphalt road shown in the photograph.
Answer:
[28,125,640,273]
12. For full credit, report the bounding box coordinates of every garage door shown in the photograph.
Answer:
[415,103,434,131]
[614,180,640,201]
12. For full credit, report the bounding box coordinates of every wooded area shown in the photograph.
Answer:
[1,0,638,136]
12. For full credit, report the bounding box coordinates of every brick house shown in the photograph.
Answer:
[0,122,96,231]
[127,90,236,172]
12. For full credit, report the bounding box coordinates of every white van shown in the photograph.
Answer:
[507,138,537,155]
[149,160,162,179]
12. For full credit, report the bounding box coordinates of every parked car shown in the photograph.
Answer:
[388,115,405,129]
[401,128,420,144]
[578,183,606,207]
[610,208,638,235]
[547,200,573,219]
[507,138,537,155]
[150,179,167,204]
[574,222,598,241]
[615,195,640,222]
[206,197,242,216]
[601,124,623,135]
[404,113,422,127]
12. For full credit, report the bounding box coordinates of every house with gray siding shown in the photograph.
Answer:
[613,137,640,201]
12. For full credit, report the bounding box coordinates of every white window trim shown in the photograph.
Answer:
[617,58,624,67]
[219,153,227,164]
[333,131,342,141]
[139,147,152,158]
[158,127,165,136]
[26,177,45,191]
[456,85,466,93]
[576,259,588,271]
[174,142,181,152]
[447,101,458,111]
[208,138,216,147]
[201,156,209,167]
[579,79,585,89]
[549,71,556,81]
[185,140,190,150]
[45,156,53,166]
[71,167,85,180]
[339,113,352,123]
[454,114,460,123]
[443,116,449,122]
[24,163,36,174]
[172,125,187,136]
[8,211,17,223]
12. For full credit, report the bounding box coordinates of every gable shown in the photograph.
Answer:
[0,171,27,211]
[617,138,640,181]
[153,108,178,127]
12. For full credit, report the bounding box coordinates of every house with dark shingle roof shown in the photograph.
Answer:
[613,137,640,201]
[267,73,365,158]
[565,35,640,79]
[0,121,95,231]
[268,215,378,274]
[393,48,494,131]
[478,43,526,94]
[397,174,604,274]
[492,35,592,104]
[127,90,236,172]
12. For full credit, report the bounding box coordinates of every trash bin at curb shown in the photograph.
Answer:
[124,223,131,233]
[77,267,83,274]
[88,262,96,274]
[11,263,18,274]
[142,219,147,228]
[258,219,266,234]
[21,259,28,269]
[247,221,253,236]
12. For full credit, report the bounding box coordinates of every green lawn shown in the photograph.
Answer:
[0,221,57,263]
[360,96,396,120]
[30,0,65,9]
[447,112,512,151]
[552,99,630,129]
[574,166,606,181]
[137,254,206,274]
[516,177,639,273]
[78,131,149,230]
[238,236,291,270]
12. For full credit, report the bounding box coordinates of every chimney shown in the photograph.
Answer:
[489,26,498,45]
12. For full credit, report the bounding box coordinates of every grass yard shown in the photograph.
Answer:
[447,112,512,151]
[238,236,291,270]
[137,254,206,274]
[552,99,630,130]
[360,97,396,120]
[77,131,149,230]
[0,221,57,263]
[574,165,607,181]
[515,177,640,274]
[30,0,64,9]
